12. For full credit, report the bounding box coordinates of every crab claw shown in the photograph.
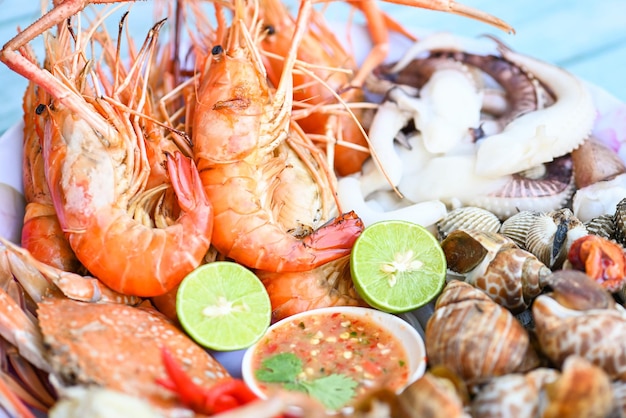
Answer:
[157,346,258,415]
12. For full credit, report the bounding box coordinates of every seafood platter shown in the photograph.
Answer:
[1,0,626,416]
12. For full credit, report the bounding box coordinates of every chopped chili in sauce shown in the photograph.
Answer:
[252,312,410,402]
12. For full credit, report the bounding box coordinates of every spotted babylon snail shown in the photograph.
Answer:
[471,368,560,418]
[440,229,551,313]
[533,270,626,380]
[425,280,539,387]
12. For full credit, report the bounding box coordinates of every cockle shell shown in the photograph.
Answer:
[441,230,551,313]
[585,214,615,240]
[613,197,626,246]
[499,210,540,248]
[532,272,626,379]
[436,206,501,240]
[467,155,575,220]
[500,208,587,269]
[542,355,614,418]
[425,281,539,387]
[471,368,559,418]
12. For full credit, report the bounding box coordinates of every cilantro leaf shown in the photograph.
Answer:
[255,353,302,383]
[254,352,358,410]
[300,374,358,410]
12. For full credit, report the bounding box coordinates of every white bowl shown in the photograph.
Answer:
[241,306,426,411]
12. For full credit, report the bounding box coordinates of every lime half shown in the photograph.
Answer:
[350,220,446,313]
[176,262,271,351]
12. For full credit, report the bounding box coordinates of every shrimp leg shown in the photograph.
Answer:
[0,0,137,132]
[346,0,514,87]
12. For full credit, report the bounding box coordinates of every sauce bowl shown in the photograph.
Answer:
[241,306,426,411]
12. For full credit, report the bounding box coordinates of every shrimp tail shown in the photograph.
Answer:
[166,151,209,212]
[303,211,364,257]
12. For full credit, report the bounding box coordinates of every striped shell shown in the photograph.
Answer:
[500,210,540,248]
[425,281,539,386]
[436,206,501,240]
[441,230,551,313]
[613,197,626,246]
[466,156,575,219]
[500,209,587,268]
[585,214,615,240]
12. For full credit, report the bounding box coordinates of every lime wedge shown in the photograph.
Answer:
[350,220,446,313]
[176,262,271,351]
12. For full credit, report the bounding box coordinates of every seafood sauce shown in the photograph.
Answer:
[252,311,410,403]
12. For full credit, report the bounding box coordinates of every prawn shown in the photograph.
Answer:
[256,255,367,321]
[1,5,213,297]
[20,45,82,273]
[257,0,372,176]
[191,0,364,272]
[345,0,514,88]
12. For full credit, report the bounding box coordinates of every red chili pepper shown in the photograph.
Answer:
[156,346,259,415]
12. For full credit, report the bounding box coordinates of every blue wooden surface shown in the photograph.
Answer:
[0,0,625,135]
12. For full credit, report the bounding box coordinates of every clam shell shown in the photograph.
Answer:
[425,281,539,386]
[584,214,615,240]
[437,206,502,240]
[526,209,587,269]
[500,210,541,249]
[501,209,587,269]
[613,197,626,246]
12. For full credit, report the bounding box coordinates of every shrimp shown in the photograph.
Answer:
[191,0,364,272]
[345,0,514,88]
[256,255,367,321]
[20,56,82,273]
[1,5,213,297]
[257,0,372,176]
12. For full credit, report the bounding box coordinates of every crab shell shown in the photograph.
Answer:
[441,229,551,313]
[37,297,230,413]
[425,280,539,387]
[532,290,626,380]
